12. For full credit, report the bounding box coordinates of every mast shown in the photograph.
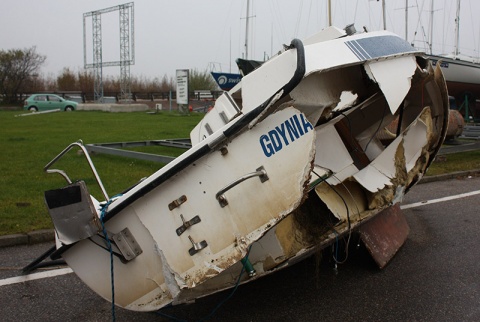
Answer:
[328,0,332,27]
[244,0,250,59]
[454,0,460,57]
[382,0,386,30]
[405,0,408,40]
[378,0,387,30]
[429,0,434,54]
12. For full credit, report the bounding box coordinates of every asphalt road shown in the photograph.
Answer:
[440,138,480,154]
[1,176,479,322]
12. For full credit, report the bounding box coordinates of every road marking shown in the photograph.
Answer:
[0,267,73,287]
[1,190,478,287]
[401,190,480,210]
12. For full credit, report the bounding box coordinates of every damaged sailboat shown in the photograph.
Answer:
[33,25,448,311]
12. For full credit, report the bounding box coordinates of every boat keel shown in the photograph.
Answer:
[358,204,410,269]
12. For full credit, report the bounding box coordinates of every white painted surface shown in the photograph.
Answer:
[401,190,480,209]
[364,56,416,114]
[0,268,73,287]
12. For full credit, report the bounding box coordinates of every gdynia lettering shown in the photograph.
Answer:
[259,114,313,157]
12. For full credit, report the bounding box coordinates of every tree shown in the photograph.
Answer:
[77,69,94,94]
[189,68,219,91]
[0,47,46,104]
[57,68,77,91]
[159,75,175,92]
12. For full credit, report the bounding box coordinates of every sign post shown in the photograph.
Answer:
[176,69,189,114]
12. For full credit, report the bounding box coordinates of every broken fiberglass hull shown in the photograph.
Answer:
[42,26,448,311]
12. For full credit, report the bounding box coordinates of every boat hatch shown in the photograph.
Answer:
[44,181,100,245]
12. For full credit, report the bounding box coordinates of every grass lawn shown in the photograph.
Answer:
[0,110,203,236]
[0,109,478,236]
[426,149,480,176]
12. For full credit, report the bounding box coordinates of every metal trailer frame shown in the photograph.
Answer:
[85,138,192,164]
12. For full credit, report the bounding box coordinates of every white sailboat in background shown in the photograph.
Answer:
[375,0,479,120]
[424,0,480,119]
[384,0,478,120]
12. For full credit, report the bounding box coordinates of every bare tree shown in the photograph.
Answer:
[159,75,175,92]
[0,47,46,104]
[77,69,94,94]
[57,68,77,91]
[189,68,219,91]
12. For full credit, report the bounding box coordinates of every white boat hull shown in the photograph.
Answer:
[41,27,449,312]
[429,54,480,102]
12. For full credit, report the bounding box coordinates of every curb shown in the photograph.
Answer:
[0,229,55,248]
[418,169,480,184]
[1,169,479,249]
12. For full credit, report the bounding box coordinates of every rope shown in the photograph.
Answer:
[156,245,253,322]
[100,195,252,321]
[197,245,251,322]
[99,196,122,322]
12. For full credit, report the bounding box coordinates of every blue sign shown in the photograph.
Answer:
[211,72,241,91]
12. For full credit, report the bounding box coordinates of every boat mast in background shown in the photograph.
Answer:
[428,0,434,54]
[454,0,461,57]
[244,0,250,59]
[405,0,409,40]
[382,0,386,30]
[328,0,332,26]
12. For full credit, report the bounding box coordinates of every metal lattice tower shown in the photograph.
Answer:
[119,4,133,100]
[92,13,103,101]
[83,2,135,102]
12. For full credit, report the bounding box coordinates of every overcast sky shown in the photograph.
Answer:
[1,0,479,80]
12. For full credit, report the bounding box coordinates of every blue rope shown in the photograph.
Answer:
[156,245,253,322]
[197,246,251,322]
[99,196,121,322]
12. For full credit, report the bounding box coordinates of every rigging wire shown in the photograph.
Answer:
[444,0,456,54]
[238,1,244,59]
[317,0,324,30]
[367,0,372,29]
[384,0,398,35]
[418,0,430,51]
[294,0,304,38]
[353,0,360,25]
[267,0,286,52]
[213,1,236,70]
[442,0,447,53]
[468,0,478,57]
[304,0,314,38]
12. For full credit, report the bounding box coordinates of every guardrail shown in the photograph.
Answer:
[461,125,480,138]
[21,91,224,103]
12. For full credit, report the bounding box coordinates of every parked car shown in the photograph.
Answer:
[23,94,78,112]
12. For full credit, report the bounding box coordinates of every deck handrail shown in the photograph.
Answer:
[44,140,109,201]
